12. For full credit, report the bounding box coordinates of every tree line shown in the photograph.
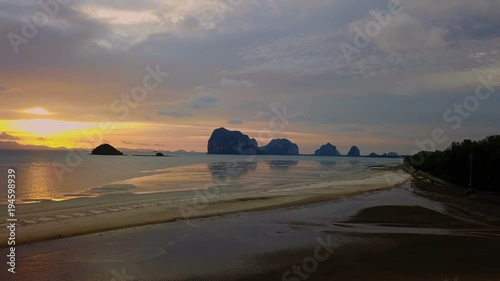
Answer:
[406,135,500,191]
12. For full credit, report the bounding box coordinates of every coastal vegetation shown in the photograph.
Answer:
[407,135,500,191]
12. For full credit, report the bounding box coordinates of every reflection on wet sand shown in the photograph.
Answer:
[318,160,338,178]
[318,160,337,166]
[207,161,258,181]
[265,160,299,171]
[349,160,360,166]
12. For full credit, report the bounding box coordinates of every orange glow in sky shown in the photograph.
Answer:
[24,107,51,115]
[0,119,147,149]
[11,119,98,136]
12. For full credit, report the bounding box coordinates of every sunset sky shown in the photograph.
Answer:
[1,0,499,154]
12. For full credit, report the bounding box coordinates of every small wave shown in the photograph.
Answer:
[88,184,137,194]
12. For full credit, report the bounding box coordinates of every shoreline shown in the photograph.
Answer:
[3,177,500,280]
[1,168,410,247]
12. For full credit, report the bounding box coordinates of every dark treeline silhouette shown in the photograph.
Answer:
[407,135,500,191]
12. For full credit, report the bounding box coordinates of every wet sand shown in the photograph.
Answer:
[0,168,410,247]
[1,178,500,281]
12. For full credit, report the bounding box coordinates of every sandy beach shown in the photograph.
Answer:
[0,166,410,247]
[3,0,500,279]
[1,169,500,281]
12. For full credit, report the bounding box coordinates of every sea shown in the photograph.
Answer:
[0,150,403,204]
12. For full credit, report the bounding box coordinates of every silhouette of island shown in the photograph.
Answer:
[315,143,341,156]
[368,152,399,158]
[206,127,406,158]
[207,128,299,155]
[208,128,259,155]
[260,139,299,155]
[91,143,123,155]
[347,146,361,157]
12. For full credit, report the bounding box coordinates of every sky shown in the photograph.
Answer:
[0,0,499,154]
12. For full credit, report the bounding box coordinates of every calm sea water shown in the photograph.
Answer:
[0,150,402,203]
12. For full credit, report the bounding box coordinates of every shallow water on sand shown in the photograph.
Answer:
[0,150,402,203]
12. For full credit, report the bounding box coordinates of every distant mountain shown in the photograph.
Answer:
[315,143,342,156]
[368,152,400,158]
[0,141,162,154]
[347,146,361,157]
[171,149,200,154]
[260,139,299,155]
[0,141,66,150]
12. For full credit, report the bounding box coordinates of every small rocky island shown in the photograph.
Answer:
[260,139,299,155]
[207,128,400,157]
[368,152,400,158]
[91,143,124,155]
[315,143,341,156]
[347,146,361,157]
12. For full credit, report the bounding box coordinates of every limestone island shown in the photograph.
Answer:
[315,143,342,156]
[347,146,361,157]
[207,127,299,155]
[260,139,299,155]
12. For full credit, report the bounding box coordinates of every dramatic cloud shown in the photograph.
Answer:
[361,13,448,53]
[0,85,23,94]
[227,119,244,125]
[220,79,255,89]
[189,93,220,109]
[340,124,366,133]
[1,0,500,153]
[158,111,193,118]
